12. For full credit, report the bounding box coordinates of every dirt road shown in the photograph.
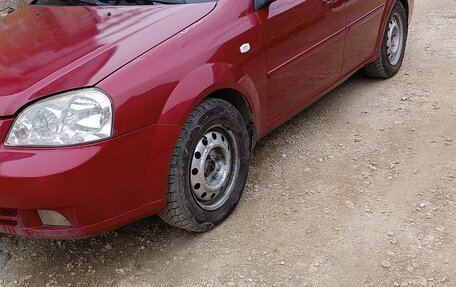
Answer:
[1,0,456,286]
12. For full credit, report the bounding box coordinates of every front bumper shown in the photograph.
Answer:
[0,118,180,239]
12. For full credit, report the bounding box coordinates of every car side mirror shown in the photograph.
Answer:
[254,0,277,11]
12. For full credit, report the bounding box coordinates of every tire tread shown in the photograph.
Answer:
[159,98,247,232]
[365,56,390,79]
[365,1,407,79]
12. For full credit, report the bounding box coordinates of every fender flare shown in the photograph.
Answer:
[157,62,262,133]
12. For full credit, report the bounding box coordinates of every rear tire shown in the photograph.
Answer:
[159,98,250,232]
[365,1,408,79]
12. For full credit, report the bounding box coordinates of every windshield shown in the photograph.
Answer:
[32,0,214,6]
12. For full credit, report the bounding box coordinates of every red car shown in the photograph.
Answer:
[0,0,413,239]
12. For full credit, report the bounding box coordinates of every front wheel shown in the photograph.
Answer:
[159,98,250,232]
[365,1,408,78]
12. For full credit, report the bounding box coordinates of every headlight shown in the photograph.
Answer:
[5,88,113,147]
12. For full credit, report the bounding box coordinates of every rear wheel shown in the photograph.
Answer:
[159,98,250,232]
[365,1,408,78]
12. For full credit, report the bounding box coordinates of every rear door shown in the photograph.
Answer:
[342,0,386,72]
[257,0,346,124]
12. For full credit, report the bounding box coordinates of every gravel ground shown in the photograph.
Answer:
[1,0,456,286]
[0,0,30,16]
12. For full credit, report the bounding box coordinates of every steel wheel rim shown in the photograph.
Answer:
[387,12,404,66]
[189,127,239,211]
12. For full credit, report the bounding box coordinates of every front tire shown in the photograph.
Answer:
[159,98,250,232]
[365,1,408,79]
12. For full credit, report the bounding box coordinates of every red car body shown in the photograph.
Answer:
[0,0,414,239]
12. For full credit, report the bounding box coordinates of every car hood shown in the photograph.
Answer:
[0,3,216,117]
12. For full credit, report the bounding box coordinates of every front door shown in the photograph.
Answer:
[257,0,346,124]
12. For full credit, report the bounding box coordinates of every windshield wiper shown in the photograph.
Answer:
[75,0,185,5]
[72,0,110,5]
[32,0,188,6]
[143,0,185,4]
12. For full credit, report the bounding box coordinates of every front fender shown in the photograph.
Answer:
[158,62,262,134]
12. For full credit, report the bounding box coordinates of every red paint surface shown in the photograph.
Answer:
[0,4,216,117]
[0,0,413,239]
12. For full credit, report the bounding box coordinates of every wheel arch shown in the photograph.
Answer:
[208,88,257,150]
[372,0,410,63]
[157,63,262,148]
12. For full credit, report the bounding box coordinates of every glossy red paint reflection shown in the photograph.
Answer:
[0,3,216,116]
[0,0,413,239]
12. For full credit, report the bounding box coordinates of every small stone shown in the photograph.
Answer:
[381,260,391,268]
[401,96,409,101]
[104,244,112,250]
[280,261,285,265]
[436,226,445,232]
[317,158,324,163]
[419,202,427,208]
[387,232,395,237]
[115,268,125,274]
